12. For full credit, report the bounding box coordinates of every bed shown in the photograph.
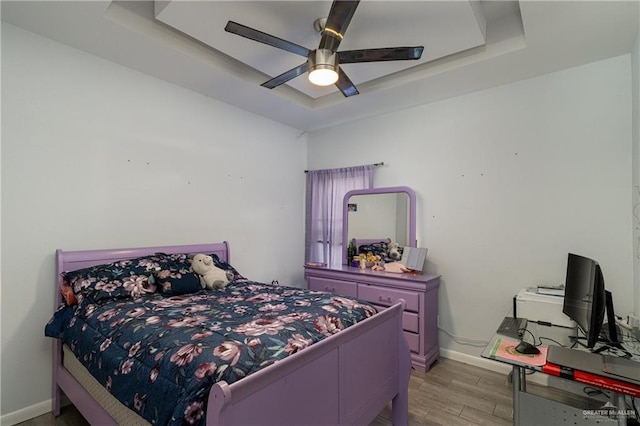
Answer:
[351,238,404,263]
[352,238,392,251]
[46,242,411,425]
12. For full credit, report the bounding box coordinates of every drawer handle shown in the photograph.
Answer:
[378,296,392,303]
[325,286,336,292]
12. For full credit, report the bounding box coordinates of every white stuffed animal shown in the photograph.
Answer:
[191,253,233,290]
[387,242,402,261]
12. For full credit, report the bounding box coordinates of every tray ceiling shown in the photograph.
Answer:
[1,1,638,131]
[154,1,488,98]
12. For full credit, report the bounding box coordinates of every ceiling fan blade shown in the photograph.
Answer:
[319,1,360,52]
[261,62,309,89]
[335,67,359,97]
[225,21,311,58]
[339,46,424,64]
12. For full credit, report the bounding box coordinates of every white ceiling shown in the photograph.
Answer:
[2,1,639,131]
[154,1,488,98]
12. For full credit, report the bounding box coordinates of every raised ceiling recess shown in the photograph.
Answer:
[3,1,637,131]
[154,0,488,99]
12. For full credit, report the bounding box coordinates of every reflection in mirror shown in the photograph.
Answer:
[347,193,410,245]
[342,186,417,265]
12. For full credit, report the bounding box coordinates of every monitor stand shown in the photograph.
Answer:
[592,291,632,358]
[569,291,631,358]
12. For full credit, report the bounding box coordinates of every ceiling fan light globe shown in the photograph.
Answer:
[309,67,338,86]
[308,49,339,86]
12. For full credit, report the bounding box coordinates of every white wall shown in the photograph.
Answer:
[308,55,633,356]
[0,24,306,421]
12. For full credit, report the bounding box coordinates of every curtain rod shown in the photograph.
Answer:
[304,162,384,173]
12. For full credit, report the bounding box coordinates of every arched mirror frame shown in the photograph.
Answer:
[342,186,417,265]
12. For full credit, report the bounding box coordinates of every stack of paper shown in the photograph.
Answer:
[536,285,565,297]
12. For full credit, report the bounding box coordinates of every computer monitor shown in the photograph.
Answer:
[562,253,627,354]
[562,253,605,349]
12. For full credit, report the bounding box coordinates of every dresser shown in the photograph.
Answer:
[304,265,440,372]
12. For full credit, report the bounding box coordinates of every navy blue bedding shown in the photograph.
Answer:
[46,281,377,425]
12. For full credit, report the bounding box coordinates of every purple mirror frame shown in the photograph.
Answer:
[342,186,417,265]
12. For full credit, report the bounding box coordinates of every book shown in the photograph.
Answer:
[400,247,427,271]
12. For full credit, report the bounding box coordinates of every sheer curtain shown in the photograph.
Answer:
[305,165,375,266]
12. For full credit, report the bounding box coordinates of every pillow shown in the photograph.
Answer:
[63,254,166,303]
[155,253,245,295]
[154,253,203,296]
[155,272,203,296]
[210,253,246,281]
[358,242,389,258]
[63,252,244,302]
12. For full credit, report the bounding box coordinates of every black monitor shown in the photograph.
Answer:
[562,253,606,349]
[562,253,627,354]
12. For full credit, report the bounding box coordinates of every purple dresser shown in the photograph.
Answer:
[305,265,440,372]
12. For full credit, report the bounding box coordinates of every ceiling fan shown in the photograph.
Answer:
[224,0,424,97]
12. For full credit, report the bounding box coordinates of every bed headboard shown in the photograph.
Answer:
[55,242,230,306]
[352,238,391,252]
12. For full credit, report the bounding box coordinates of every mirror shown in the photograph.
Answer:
[342,186,417,265]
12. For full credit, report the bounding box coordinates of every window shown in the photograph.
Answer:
[305,165,374,266]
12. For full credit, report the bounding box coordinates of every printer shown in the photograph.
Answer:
[514,288,576,329]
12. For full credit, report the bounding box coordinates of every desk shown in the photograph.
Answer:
[482,322,640,426]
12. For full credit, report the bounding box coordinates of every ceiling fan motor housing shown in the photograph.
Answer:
[313,17,327,33]
[308,49,339,86]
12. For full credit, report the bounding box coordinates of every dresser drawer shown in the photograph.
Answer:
[305,266,441,372]
[403,311,419,333]
[372,304,419,333]
[357,284,420,312]
[308,277,357,298]
[403,331,420,353]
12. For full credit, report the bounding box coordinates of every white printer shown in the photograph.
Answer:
[514,288,576,328]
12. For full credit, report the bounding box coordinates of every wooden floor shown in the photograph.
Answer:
[371,357,514,426]
[16,357,597,426]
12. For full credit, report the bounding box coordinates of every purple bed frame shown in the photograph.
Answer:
[52,242,411,425]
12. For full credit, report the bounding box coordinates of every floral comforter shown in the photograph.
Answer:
[45,281,377,425]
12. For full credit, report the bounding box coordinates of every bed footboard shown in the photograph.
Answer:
[206,300,410,425]
[52,302,410,426]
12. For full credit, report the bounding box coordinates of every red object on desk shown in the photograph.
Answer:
[542,362,560,376]
[542,362,574,379]
[573,370,640,398]
[543,361,640,398]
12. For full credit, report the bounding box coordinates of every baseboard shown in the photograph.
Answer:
[1,400,51,426]
[439,348,551,386]
[1,395,70,426]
